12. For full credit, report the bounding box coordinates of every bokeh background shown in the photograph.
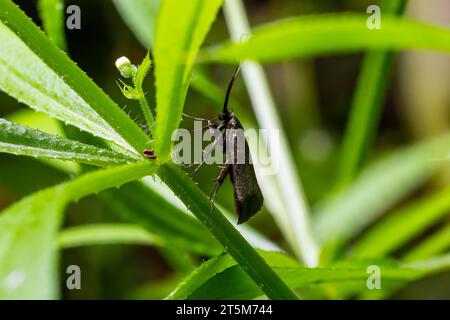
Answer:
[0,0,449,299]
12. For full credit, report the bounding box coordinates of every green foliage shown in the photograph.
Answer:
[112,0,161,48]
[0,119,138,166]
[352,185,450,258]
[159,163,299,300]
[200,14,450,63]
[153,0,223,161]
[0,0,450,300]
[100,180,222,256]
[0,161,156,299]
[403,224,450,261]
[337,0,407,188]
[117,54,155,129]
[0,0,149,154]
[58,224,165,249]
[313,134,450,246]
[0,188,64,299]
[37,0,66,50]
[169,250,450,300]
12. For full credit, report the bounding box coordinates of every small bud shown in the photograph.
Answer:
[115,56,137,78]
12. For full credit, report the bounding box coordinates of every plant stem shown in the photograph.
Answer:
[336,0,408,188]
[223,0,319,266]
[158,162,299,300]
[138,95,155,131]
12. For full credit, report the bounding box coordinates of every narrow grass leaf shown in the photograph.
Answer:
[153,0,223,161]
[403,224,450,262]
[200,14,450,63]
[37,0,67,50]
[112,0,161,49]
[352,184,450,258]
[313,134,450,245]
[58,224,165,249]
[337,0,407,188]
[168,250,448,300]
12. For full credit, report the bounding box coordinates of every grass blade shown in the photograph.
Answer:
[313,134,450,246]
[0,0,149,154]
[200,14,450,63]
[351,184,450,258]
[58,224,165,249]
[37,0,66,51]
[0,119,138,167]
[153,0,223,161]
[403,224,450,261]
[169,250,450,300]
[336,0,407,188]
[112,0,160,49]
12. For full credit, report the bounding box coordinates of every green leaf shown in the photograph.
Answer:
[313,134,450,246]
[112,0,161,49]
[153,0,223,161]
[352,184,450,258]
[37,0,67,51]
[403,224,450,261]
[0,0,149,154]
[169,250,450,300]
[0,119,138,167]
[336,0,407,188]
[0,187,65,299]
[100,180,222,256]
[159,163,298,300]
[0,160,156,299]
[58,224,165,249]
[200,14,450,63]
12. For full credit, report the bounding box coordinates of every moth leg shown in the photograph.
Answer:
[182,112,210,121]
[209,163,231,212]
[189,127,223,176]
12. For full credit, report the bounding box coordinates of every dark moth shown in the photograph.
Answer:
[210,66,264,224]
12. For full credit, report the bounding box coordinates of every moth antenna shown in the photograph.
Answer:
[222,65,241,115]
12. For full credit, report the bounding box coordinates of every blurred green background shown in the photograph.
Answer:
[0,0,449,299]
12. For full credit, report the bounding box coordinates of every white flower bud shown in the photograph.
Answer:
[115,56,136,78]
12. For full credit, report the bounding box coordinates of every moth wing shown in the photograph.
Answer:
[227,118,264,224]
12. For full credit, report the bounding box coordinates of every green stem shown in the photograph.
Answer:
[336,0,408,188]
[158,162,299,300]
[138,94,155,131]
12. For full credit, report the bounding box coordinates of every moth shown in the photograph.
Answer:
[208,66,264,224]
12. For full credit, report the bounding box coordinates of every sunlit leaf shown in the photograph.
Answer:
[200,14,450,63]
[153,0,223,161]
[0,0,149,154]
[0,119,138,167]
[38,0,67,50]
